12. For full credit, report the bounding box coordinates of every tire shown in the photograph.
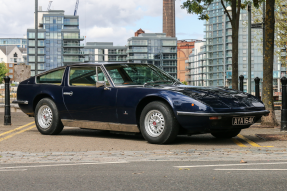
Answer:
[211,129,241,139]
[140,101,179,144]
[35,98,64,135]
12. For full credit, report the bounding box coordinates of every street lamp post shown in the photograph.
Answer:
[35,0,38,76]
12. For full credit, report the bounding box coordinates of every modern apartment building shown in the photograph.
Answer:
[83,42,127,63]
[27,10,84,76]
[186,1,283,95]
[0,38,27,48]
[127,33,177,78]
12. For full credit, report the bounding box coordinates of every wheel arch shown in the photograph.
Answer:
[33,93,55,112]
[135,96,175,127]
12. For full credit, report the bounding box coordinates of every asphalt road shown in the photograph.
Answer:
[1,160,287,191]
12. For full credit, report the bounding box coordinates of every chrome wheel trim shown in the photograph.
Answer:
[37,105,53,129]
[144,110,165,137]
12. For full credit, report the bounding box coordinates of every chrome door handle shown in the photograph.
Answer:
[63,91,73,96]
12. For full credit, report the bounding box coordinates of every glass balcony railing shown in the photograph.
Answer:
[108,51,127,55]
[64,22,79,25]
[108,58,127,61]
[126,48,147,53]
[63,58,85,62]
[126,56,148,59]
[128,42,148,46]
[63,51,85,55]
[63,43,84,47]
[63,36,84,40]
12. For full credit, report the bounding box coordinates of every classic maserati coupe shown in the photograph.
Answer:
[14,63,269,144]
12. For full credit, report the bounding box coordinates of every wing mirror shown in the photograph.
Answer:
[96,81,110,90]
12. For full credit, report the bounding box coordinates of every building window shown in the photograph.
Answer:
[10,58,13,62]
[243,50,247,54]
[14,53,18,57]
[9,69,13,73]
[9,75,13,78]
[0,58,3,62]
[243,57,247,61]
[9,64,13,67]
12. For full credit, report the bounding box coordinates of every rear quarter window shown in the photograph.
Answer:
[36,69,65,85]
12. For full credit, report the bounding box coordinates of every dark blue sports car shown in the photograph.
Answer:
[14,63,269,144]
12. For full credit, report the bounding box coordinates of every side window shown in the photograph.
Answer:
[97,68,110,86]
[36,69,65,85]
[69,67,97,86]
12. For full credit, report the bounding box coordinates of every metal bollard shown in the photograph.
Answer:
[4,76,11,125]
[254,77,260,99]
[281,77,287,131]
[239,75,244,91]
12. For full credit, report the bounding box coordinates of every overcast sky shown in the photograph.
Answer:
[0,0,204,45]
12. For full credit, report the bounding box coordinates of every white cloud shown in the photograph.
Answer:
[0,0,202,45]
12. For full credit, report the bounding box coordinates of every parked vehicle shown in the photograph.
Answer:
[13,63,269,144]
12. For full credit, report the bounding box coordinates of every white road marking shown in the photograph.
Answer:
[214,169,287,171]
[0,161,129,170]
[174,162,287,168]
[0,169,27,172]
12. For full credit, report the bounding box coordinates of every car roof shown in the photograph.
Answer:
[68,62,147,67]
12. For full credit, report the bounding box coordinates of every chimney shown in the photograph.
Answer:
[163,0,175,37]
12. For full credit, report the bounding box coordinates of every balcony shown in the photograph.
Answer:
[63,43,85,47]
[108,51,127,55]
[63,51,85,55]
[64,22,79,25]
[128,42,148,46]
[63,58,85,62]
[162,42,177,46]
[162,49,177,53]
[108,58,127,62]
[63,36,84,40]
[126,56,148,60]
[126,49,147,53]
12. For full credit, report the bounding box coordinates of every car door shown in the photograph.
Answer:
[62,66,117,123]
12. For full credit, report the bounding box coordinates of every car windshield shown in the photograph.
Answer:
[104,64,180,86]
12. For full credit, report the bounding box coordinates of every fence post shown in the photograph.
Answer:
[281,77,287,131]
[239,75,244,91]
[254,77,260,99]
[4,76,11,125]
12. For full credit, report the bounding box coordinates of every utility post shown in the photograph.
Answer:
[281,77,287,131]
[239,75,244,91]
[35,0,38,75]
[248,3,252,94]
[4,76,11,125]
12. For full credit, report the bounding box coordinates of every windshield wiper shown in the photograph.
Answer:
[143,80,173,87]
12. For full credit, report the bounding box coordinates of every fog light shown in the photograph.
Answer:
[209,116,222,120]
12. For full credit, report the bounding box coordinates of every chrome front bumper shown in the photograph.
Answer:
[177,110,270,117]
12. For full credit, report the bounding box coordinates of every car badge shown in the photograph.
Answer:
[124,111,128,115]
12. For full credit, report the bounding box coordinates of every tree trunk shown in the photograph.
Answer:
[261,0,279,127]
[231,0,240,90]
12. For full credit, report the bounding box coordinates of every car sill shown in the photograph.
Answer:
[61,119,140,133]
[177,110,270,117]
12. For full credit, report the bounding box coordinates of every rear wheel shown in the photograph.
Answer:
[140,101,179,144]
[35,98,64,135]
[211,129,241,139]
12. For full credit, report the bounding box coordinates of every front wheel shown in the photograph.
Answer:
[211,129,241,139]
[35,98,64,135]
[140,101,179,144]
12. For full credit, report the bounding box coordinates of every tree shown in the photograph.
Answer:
[251,0,287,66]
[0,62,9,82]
[181,0,262,90]
[260,0,279,127]
[182,81,188,85]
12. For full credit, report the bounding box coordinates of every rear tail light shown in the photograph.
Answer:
[209,116,222,120]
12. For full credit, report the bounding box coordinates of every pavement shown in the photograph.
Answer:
[0,111,287,164]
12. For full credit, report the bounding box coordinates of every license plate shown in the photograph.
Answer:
[232,116,255,125]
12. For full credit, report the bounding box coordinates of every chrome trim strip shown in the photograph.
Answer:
[12,100,28,104]
[177,110,270,117]
[61,119,140,133]
[101,64,115,87]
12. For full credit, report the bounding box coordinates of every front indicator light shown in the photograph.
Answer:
[209,116,222,120]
